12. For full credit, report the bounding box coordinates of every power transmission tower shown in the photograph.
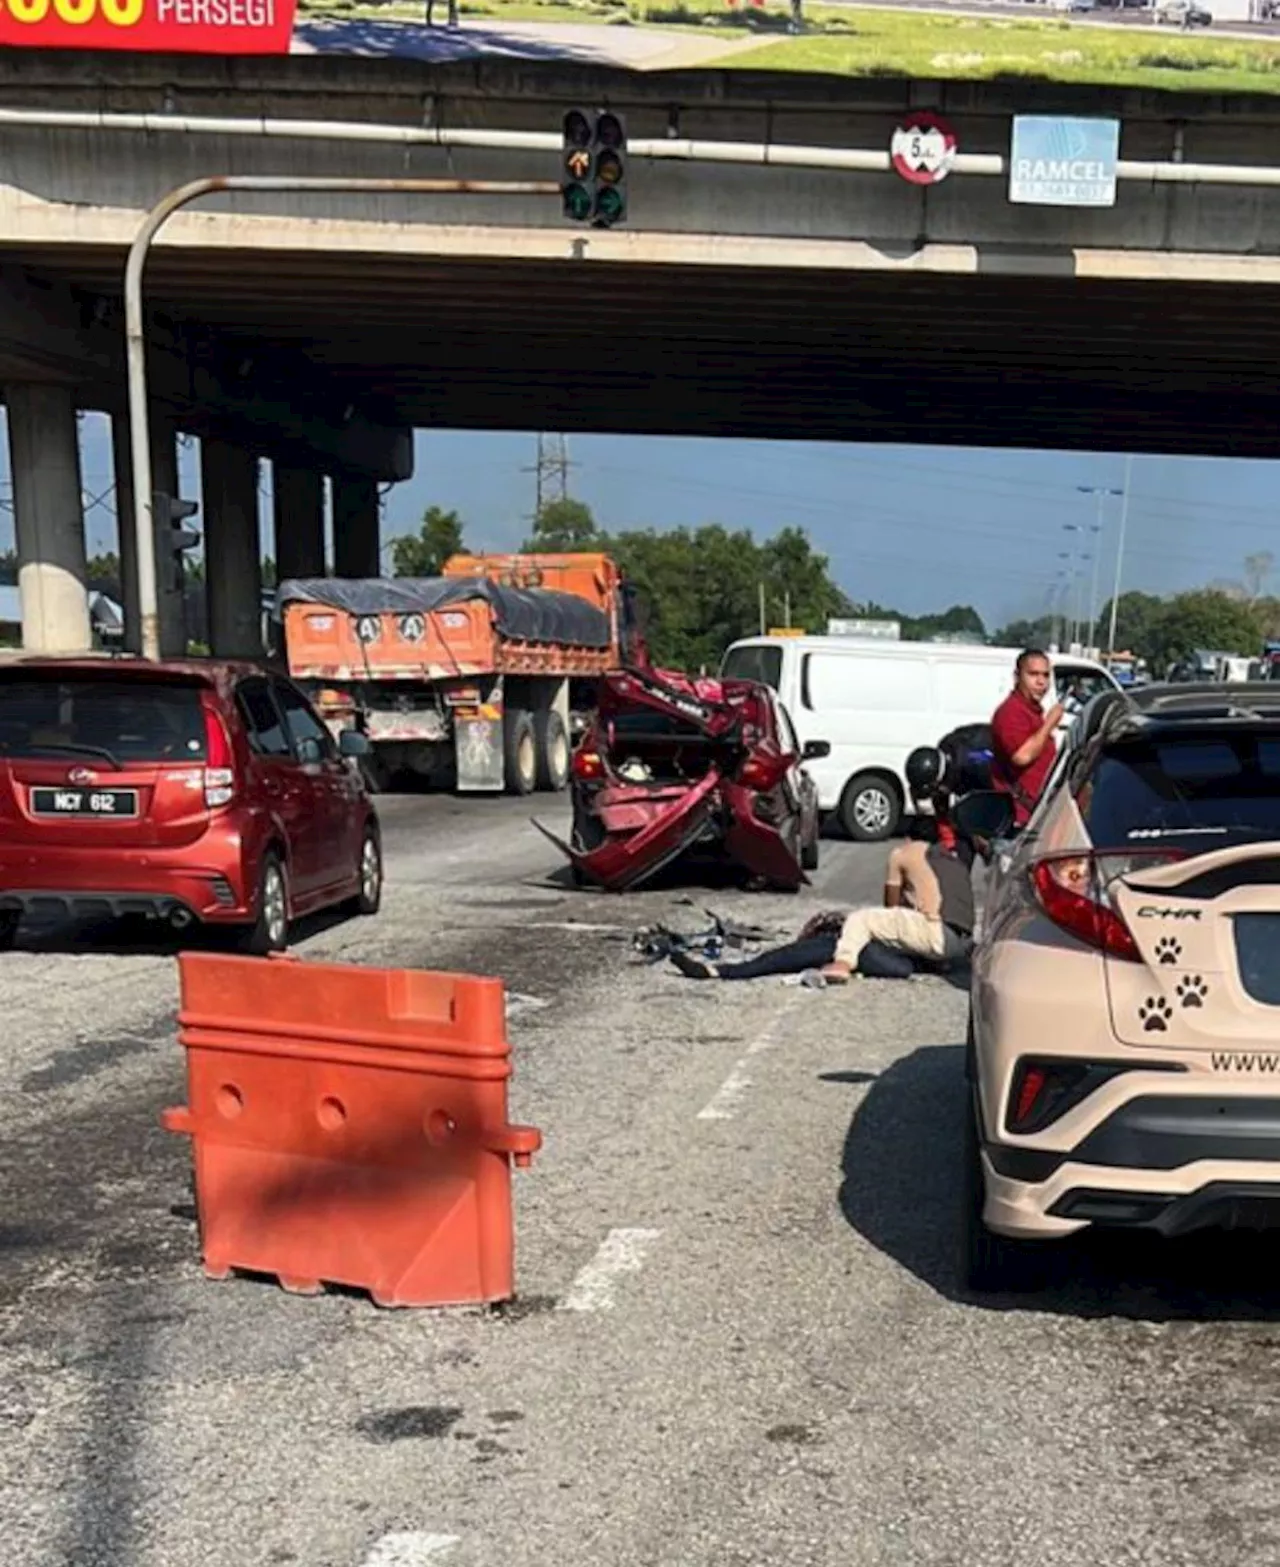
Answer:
[525,433,572,519]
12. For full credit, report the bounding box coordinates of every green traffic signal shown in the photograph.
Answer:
[593,185,625,227]
[563,182,592,222]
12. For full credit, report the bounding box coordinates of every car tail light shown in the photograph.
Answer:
[738,753,790,792]
[203,707,235,809]
[1031,850,1183,961]
[572,747,604,781]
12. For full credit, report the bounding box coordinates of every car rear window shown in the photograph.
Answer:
[720,645,782,691]
[0,677,208,766]
[1083,732,1280,847]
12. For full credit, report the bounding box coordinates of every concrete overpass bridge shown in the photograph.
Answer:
[3,49,1280,653]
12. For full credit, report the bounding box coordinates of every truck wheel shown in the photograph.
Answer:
[504,709,538,796]
[535,710,571,792]
[839,773,901,842]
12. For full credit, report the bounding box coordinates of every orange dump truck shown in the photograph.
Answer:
[276,553,634,793]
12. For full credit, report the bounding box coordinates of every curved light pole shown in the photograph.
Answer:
[126,174,559,660]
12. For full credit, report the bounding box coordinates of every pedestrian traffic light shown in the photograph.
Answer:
[561,108,627,228]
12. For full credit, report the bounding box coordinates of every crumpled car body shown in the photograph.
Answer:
[536,665,820,892]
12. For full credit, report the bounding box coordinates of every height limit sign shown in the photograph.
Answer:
[890,111,958,187]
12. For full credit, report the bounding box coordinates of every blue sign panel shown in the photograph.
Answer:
[1009,116,1120,208]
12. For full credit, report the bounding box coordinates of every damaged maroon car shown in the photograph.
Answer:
[536,664,828,892]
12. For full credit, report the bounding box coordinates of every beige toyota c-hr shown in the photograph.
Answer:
[960,682,1280,1292]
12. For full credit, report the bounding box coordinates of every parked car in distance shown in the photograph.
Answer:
[0,657,381,953]
[1156,0,1212,23]
[720,635,1119,842]
[537,664,825,892]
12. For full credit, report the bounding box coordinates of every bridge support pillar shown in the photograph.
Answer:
[5,383,90,654]
[202,437,262,659]
[274,465,326,581]
[333,476,380,577]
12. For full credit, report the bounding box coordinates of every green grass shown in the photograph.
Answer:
[722,8,1280,89]
[296,0,1280,94]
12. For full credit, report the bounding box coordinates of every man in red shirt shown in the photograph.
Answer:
[990,649,1064,827]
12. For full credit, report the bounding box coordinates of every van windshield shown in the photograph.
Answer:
[720,645,782,691]
[1055,668,1114,707]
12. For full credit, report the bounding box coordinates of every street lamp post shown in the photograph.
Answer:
[1077,483,1122,658]
[1061,526,1083,649]
[1106,455,1136,661]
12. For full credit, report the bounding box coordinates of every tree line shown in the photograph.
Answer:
[390,499,858,671]
[389,502,1280,673]
[4,516,1274,677]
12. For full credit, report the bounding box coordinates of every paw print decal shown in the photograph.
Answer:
[1177,975,1208,1009]
[1140,996,1173,1033]
[1155,937,1182,966]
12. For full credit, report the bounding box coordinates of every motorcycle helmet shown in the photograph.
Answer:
[904,745,946,801]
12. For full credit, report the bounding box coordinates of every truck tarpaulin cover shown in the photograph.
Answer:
[276,577,612,649]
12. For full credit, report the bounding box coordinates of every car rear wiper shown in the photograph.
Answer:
[25,741,122,769]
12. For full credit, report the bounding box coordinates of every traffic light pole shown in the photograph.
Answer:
[125,174,558,661]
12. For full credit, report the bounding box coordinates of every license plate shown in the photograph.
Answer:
[30,787,139,819]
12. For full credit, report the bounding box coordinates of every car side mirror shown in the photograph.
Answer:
[801,739,831,761]
[338,729,371,759]
[952,789,1015,843]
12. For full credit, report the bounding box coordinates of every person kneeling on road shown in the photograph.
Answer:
[670,746,976,984]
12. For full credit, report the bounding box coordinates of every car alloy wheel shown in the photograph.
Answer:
[361,836,380,903]
[855,787,892,836]
[262,860,288,950]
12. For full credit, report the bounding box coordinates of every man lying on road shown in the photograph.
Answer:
[670,747,976,984]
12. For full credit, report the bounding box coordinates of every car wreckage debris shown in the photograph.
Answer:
[630,910,776,965]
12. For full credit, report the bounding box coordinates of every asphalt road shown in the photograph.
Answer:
[3,796,1280,1567]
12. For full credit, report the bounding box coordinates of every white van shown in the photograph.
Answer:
[720,636,1119,841]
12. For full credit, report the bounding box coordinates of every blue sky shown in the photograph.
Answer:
[2,412,1278,635]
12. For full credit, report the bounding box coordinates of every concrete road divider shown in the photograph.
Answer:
[162,951,541,1308]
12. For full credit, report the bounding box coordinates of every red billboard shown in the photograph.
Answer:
[0,0,296,53]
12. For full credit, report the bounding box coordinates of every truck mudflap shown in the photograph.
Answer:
[454,682,505,792]
[533,769,722,891]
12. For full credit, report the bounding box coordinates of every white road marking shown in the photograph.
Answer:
[696,1009,793,1122]
[361,1533,460,1565]
[526,920,630,934]
[505,992,549,1019]
[558,1227,662,1312]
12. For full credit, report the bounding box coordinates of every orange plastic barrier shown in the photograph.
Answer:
[162,952,541,1308]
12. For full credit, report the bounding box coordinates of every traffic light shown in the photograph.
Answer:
[153,492,200,594]
[561,108,627,228]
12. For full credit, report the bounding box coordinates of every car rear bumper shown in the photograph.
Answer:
[0,847,252,924]
[983,1092,1280,1239]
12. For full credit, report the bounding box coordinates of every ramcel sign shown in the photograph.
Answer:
[0,0,296,51]
[1009,116,1121,209]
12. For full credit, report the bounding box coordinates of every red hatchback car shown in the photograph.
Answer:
[0,657,381,953]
